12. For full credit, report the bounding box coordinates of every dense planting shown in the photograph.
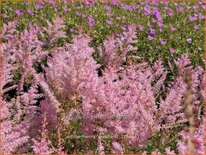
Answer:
[0,0,205,154]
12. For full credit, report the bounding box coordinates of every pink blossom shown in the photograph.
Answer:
[106,19,114,25]
[169,48,175,53]
[154,10,162,21]
[186,38,192,44]
[150,28,156,35]
[194,25,199,29]
[158,22,164,27]
[147,35,154,40]
[88,16,94,26]
[160,39,166,45]
[36,2,42,9]
[170,26,177,31]
[112,141,123,154]
[200,15,206,19]
[106,11,113,16]
[52,2,58,8]
[2,14,9,18]
[105,5,112,10]
[15,9,24,16]
[189,15,197,21]
[138,25,145,31]
[62,6,68,12]
[152,18,157,23]
[144,5,151,15]
[27,9,34,15]
[121,25,129,30]
[176,7,184,13]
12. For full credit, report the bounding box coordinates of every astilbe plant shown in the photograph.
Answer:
[1,16,66,154]
[98,25,138,67]
[177,119,205,154]
[79,65,160,149]
[0,17,205,154]
[43,17,67,46]
[45,24,205,153]
[176,65,205,155]
[32,113,53,154]
[1,20,30,154]
[45,26,159,150]
[0,100,29,154]
[45,34,100,99]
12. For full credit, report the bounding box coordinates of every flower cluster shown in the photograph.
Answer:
[1,15,205,154]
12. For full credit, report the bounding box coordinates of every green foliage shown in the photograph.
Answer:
[2,1,205,67]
